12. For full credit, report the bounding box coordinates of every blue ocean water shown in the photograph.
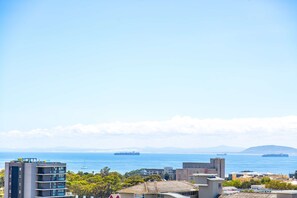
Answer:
[0,152,296,175]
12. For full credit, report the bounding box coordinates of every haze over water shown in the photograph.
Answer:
[0,153,296,175]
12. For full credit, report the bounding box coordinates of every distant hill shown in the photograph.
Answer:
[242,145,297,154]
[0,145,244,153]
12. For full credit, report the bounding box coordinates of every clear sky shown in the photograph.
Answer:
[0,0,297,150]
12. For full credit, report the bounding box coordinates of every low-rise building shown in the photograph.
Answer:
[193,174,224,198]
[219,190,297,198]
[219,192,277,198]
[251,185,271,193]
[140,167,176,180]
[228,171,288,181]
[118,173,225,198]
[141,169,164,176]
[222,186,239,195]
[118,181,198,198]
[272,191,297,198]
[289,171,297,179]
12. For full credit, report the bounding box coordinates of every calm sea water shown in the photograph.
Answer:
[0,152,296,175]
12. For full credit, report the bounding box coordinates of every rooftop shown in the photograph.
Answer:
[160,193,190,198]
[219,193,277,198]
[192,173,218,177]
[10,158,65,166]
[271,190,297,194]
[118,181,197,194]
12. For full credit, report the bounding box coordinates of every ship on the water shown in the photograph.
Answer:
[262,154,289,157]
[114,151,140,155]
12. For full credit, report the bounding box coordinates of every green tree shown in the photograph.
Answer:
[0,169,4,188]
[100,167,111,177]
[260,177,271,184]
[124,169,145,178]
[144,174,162,182]
[241,181,251,189]
[67,168,123,198]
[223,179,242,188]
[123,175,144,188]
[164,173,170,180]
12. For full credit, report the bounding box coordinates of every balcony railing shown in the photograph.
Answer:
[37,185,66,189]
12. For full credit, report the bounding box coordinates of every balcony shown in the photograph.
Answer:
[37,183,66,190]
[37,175,66,183]
[37,171,66,175]
[37,167,66,175]
[35,192,73,198]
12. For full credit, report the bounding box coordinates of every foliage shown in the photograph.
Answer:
[241,189,254,193]
[123,169,145,178]
[144,174,162,182]
[100,167,111,177]
[164,173,170,180]
[67,167,150,197]
[223,177,297,190]
[67,168,123,198]
[122,175,144,188]
[223,179,242,188]
[260,177,271,184]
[0,170,4,188]
[265,180,297,190]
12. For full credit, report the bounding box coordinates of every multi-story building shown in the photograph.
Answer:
[176,158,225,181]
[164,167,176,180]
[4,158,69,198]
[140,167,176,180]
[289,171,297,179]
[140,168,164,176]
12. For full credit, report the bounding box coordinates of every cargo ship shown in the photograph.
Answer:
[217,153,227,156]
[114,151,140,155]
[262,154,289,157]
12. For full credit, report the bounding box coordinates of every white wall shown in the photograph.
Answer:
[24,163,36,198]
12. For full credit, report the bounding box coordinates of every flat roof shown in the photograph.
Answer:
[272,190,297,194]
[192,173,217,176]
[207,177,225,181]
[160,193,191,198]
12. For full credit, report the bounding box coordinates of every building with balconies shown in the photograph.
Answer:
[4,158,70,198]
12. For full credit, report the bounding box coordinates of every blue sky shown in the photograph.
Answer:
[0,1,297,149]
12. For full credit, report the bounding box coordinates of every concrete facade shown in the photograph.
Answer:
[193,174,224,198]
[140,167,176,180]
[176,158,225,181]
[4,158,68,198]
[274,191,297,198]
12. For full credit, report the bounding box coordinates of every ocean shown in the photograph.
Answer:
[0,152,296,175]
